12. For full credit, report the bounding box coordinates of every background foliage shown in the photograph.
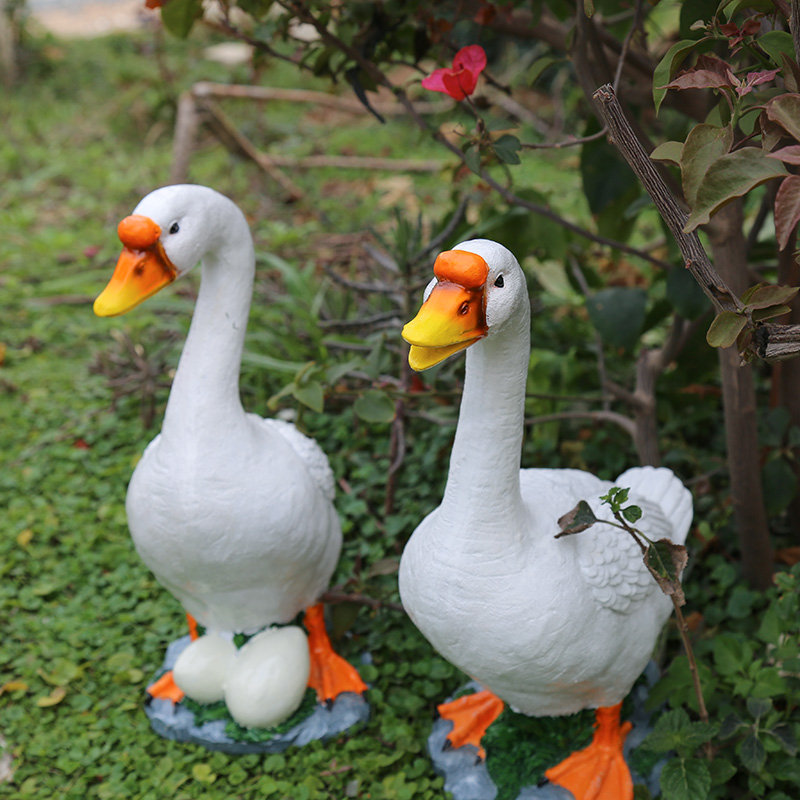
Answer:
[2,1,800,799]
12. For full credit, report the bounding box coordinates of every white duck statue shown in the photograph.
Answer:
[94,184,366,730]
[400,240,692,800]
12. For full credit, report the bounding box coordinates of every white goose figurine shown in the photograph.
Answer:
[400,240,692,800]
[94,184,365,729]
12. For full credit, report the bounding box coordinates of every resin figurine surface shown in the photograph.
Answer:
[94,185,366,741]
[400,240,692,800]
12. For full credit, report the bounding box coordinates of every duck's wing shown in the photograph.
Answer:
[260,418,336,501]
[577,467,693,615]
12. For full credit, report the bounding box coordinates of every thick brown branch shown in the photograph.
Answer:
[592,85,741,314]
[593,83,800,364]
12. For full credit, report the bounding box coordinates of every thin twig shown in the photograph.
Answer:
[524,410,636,438]
[281,0,675,270]
[569,256,610,411]
[319,589,404,613]
[520,128,607,150]
[612,0,644,92]
[671,598,710,725]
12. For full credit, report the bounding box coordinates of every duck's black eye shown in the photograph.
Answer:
[494,275,504,288]
[169,222,180,235]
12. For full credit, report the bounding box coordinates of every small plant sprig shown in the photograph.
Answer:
[556,488,709,728]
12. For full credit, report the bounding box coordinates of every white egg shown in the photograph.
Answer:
[224,625,310,729]
[173,634,237,704]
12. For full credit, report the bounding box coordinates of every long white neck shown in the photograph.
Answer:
[162,233,255,442]
[439,303,531,533]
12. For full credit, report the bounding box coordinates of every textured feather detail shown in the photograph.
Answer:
[577,467,692,615]
[577,517,651,615]
[262,418,336,501]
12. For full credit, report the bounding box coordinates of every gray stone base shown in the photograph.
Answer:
[143,635,370,754]
[428,666,664,800]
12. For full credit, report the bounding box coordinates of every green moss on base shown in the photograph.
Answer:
[483,707,595,800]
[179,688,319,744]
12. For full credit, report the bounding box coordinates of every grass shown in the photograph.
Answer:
[4,14,785,800]
[0,21,566,800]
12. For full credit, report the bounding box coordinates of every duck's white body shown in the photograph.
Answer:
[122,185,341,634]
[399,239,692,718]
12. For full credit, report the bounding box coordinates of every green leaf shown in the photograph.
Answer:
[740,733,767,773]
[654,40,699,114]
[667,267,709,320]
[292,380,324,413]
[708,758,737,786]
[644,539,688,605]
[719,713,746,739]
[756,605,782,644]
[160,0,203,38]
[685,148,787,231]
[751,666,788,698]
[766,724,797,756]
[713,634,751,676]
[527,56,561,86]
[191,763,217,784]
[758,31,795,67]
[762,458,798,515]
[660,757,711,800]
[622,505,642,523]
[680,124,733,208]
[744,284,799,309]
[642,709,717,755]
[353,389,396,423]
[555,500,598,537]
[493,134,521,165]
[746,697,771,720]
[706,310,746,348]
[752,304,791,322]
[584,0,595,17]
[766,93,800,141]
[463,145,481,174]
[237,0,273,19]
[650,141,684,165]
[586,288,647,351]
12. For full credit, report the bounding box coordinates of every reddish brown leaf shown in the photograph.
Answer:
[743,283,799,309]
[780,53,800,94]
[775,175,800,250]
[761,110,787,151]
[664,69,735,92]
[556,500,598,537]
[736,69,780,97]
[766,93,800,141]
[776,546,800,566]
[768,145,800,165]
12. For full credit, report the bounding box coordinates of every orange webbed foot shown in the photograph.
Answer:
[437,689,505,760]
[304,604,367,705]
[545,702,633,800]
[147,670,185,704]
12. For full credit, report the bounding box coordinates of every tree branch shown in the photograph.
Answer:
[592,83,800,364]
[282,1,674,270]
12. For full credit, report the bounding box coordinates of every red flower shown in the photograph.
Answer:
[421,45,487,101]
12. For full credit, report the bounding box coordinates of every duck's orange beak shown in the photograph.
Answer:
[402,250,489,371]
[93,215,177,317]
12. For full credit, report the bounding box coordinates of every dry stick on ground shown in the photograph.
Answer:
[593,84,776,590]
